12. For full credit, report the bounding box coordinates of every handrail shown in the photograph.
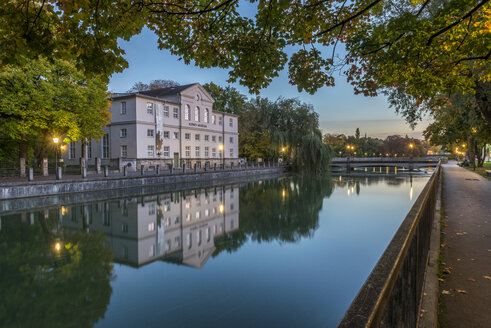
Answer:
[338,162,441,327]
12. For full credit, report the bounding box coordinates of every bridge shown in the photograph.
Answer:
[330,157,440,171]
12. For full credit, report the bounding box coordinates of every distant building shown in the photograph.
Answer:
[61,83,239,170]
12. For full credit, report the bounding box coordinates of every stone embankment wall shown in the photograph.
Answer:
[0,167,286,201]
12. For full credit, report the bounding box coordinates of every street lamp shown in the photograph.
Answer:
[409,143,414,171]
[53,137,59,173]
[218,144,224,168]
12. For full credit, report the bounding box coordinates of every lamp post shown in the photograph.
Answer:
[409,143,414,171]
[53,137,59,173]
[218,144,224,169]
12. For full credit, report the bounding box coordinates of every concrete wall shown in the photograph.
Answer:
[0,167,286,200]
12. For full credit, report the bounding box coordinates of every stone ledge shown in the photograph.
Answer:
[0,167,287,200]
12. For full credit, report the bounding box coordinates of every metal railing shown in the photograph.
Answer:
[338,162,441,327]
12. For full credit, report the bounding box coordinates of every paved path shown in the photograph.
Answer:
[439,162,491,328]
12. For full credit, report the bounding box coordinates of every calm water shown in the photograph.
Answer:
[0,172,431,327]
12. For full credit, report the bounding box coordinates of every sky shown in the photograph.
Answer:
[108,28,430,139]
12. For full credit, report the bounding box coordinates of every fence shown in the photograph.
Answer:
[338,162,441,327]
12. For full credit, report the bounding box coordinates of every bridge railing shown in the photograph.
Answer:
[331,157,439,162]
[338,162,441,327]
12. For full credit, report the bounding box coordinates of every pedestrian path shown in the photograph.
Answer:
[439,162,491,327]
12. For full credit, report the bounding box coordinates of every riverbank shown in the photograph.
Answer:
[0,166,287,200]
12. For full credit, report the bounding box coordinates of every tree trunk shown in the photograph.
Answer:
[467,137,475,170]
[474,81,491,124]
[81,138,87,159]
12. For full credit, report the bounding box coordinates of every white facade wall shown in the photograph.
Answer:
[60,186,239,267]
[61,83,239,168]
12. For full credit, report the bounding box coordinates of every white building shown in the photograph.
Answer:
[61,185,240,268]
[62,83,239,170]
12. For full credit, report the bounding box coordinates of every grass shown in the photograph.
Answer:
[463,161,491,179]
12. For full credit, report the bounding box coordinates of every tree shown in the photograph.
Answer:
[424,89,491,167]
[127,79,180,92]
[0,216,113,327]
[0,57,110,163]
[355,128,360,141]
[3,1,488,113]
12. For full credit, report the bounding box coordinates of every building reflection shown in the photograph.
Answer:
[60,185,239,268]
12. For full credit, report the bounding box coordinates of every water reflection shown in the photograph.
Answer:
[0,211,113,327]
[60,187,239,268]
[334,173,418,201]
[0,173,431,328]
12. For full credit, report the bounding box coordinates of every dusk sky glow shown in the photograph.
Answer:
[108,28,430,139]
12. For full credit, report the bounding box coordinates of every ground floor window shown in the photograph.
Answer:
[195,146,200,157]
[148,145,154,157]
[185,146,191,157]
[87,140,92,159]
[120,145,127,158]
[205,147,209,157]
[102,134,109,158]
[69,142,76,159]
[163,146,170,157]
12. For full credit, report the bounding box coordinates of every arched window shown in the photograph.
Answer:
[194,106,200,122]
[185,105,190,120]
[204,108,209,123]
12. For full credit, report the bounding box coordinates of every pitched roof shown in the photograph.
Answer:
[136,83,198,98]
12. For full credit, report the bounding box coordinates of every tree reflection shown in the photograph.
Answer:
[0,212,113,328]
[214,175,333,256]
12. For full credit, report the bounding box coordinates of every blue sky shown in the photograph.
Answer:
[108,28,430,139]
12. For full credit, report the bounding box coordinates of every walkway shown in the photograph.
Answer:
[439,162,491,327]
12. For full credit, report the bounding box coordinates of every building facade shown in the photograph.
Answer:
[61,83,239,170]
[61,185,239,268]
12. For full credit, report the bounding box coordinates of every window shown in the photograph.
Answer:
[204,135,209,141]
[195,134,200,141]
[121,145,127,158]
[218,136,223,142]
[148,222,155,232]
[212,148,216,157]
[219,116,223,126]
[230,137,233,143]
[147,129,154,137]
[69,142,76,159]
[164,106,169,117]
[121,223,128,233]
[173,107,179,119]
[185,146,191,157]
[185,105,190,120]
[102,134,109,158]
[195,146,200,157]
[163,131,170,138]
[148,203,156,215]
[87,140,92,159]
[148,145,154,157]
[229,118,233,127]
[212,115,216,124]
[163,146,170,157]
[173,132,179,139]
[185,133,190,140]
[205,147,209,157]
[147,102,153,114]
[230,148,234,157]
[194,107,200,122]
[204,108,209,123]
[121,101,126,115]
[212,136,216,142]
[120,129,127,138]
